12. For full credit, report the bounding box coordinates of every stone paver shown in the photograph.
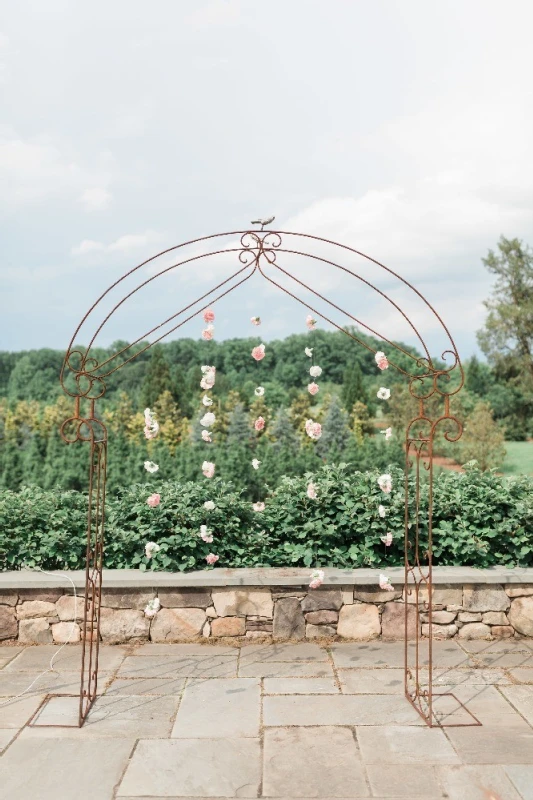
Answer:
[505,766,533,800]
[4,644,127,672]
[172,678,260,738]
[263,727,368,797]
[264,677,339,694]
[105,676,188,695]
[500,685,533,725]
[117,651,238,679]
[117,738,261,797]
[357,725,460,764]
[2,641,533,799]
[22,693,179,738]
[331,641,471,669]
[366,764,443,797]
[437,765,523,799]
[339,668,404,694]
[445,723,533,764]
[0,693,45,727]
[239,660,334,678]
[264,694,422,726]
[0,728,16,753]
[0,737,134,799]
[240,643,328,662]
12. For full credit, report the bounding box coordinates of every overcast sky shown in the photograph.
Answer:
[1,0,532,363]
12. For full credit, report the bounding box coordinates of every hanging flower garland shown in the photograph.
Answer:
[144,408,159,440]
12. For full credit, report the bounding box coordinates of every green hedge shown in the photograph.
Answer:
[1,463,532,572]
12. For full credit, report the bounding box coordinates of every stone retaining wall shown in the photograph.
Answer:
[1,568,533,643]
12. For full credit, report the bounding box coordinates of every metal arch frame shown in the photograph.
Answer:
[59,227,476,728]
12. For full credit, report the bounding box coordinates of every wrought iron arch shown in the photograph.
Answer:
[60,226,473,728]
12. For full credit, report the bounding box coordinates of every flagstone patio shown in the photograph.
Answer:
[1,639,533,799]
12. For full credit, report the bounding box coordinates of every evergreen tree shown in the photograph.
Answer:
[316,395,351,460]
[460,401,506,471]
[466,356,494,396]
[341,362,367,411]
[227,403,252,446]
[141,346,173,408]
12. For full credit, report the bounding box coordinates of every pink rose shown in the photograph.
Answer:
[307,482,318,499]
[251,316,261,326]
[251,344,266,361]
[202,430,212,442]
[308,382,319,396]
[203,308,215,323]
[202,325,214,341]
[253,501,265,512]
[379,574,394,591]
[381,532,393,547]
[309,569,324,589]
[306,314,317,330]
[305,419,322,440]
[206,553,219,565]
[254,416,265,431]
[146,493,160,508]
[375,351,389,370]
[202,461,215,478]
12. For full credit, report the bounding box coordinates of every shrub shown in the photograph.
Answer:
[0,463,532,572]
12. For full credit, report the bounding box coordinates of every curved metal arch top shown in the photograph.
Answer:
[60,228,464,396]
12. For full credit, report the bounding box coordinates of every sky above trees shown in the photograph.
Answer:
[1,1,532,357]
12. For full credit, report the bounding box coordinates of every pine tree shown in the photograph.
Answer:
[316,395,351,460]
[141,346,173,408]
[227,403,252,446]
[460,401,506,471]
[341,362,367,411]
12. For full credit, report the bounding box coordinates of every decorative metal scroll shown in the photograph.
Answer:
[60,226,473,728]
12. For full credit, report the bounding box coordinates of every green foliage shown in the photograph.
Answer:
[2,464,532,572]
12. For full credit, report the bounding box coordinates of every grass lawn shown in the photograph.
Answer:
[501,441,533,476]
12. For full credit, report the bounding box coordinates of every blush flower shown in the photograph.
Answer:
[202,461,215,478]
[202,395,213,407]
[144,598,161,618]
[305,419,322,440]
[203,308,215,323]
[144,461,159,473]
[307,482,318,499]
[309,365,322,378]
[381,427,393,440]
[309,569,325,589]
[251,316,261,325]
[201,430,212,443]
[308,382,319,396]
[375,351,389,370]
[204,500,216,510]
[305,347,313,357]
[378,473,393,493]
[145,541,160,559]
[252,459,261,470]
[144,408,159,440]
[200,524,213,543]
[379,574,394,591]
[200,412,216,428]
[377,387,391,400]
[200,366,216,390]
[381,532,393,547]
[251,344,266,361]
[206,553,219,565]
[253,501,265,512]
[306,314,317,330]
[254,416,265,431]
[146,493,161,508]
[201,325,214,341]
[254,386,265,396]
[378,504,387,518]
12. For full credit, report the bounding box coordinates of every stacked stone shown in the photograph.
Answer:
[1,582,533,644]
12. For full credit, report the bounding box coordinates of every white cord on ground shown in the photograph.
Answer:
[0,567,79,707]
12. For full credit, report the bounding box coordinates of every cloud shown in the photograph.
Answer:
[0,127,114,207]
[71,230,163,256]
[79,187,112,211]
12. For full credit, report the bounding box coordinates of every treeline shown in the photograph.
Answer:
[0,327,526,494]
